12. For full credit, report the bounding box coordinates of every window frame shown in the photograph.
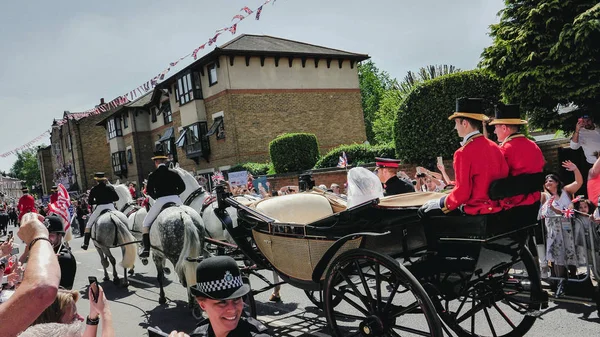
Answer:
[208,63,218,86]
[151,107,158,123]
[123,112,129,129]
[176,70,203,106]
[108,117,123,139]
[111,151,127,176]
[126,148,133,164]
[182,122,210,158]
[162,102,172,124]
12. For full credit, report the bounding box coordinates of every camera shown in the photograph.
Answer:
[416,173,427,178]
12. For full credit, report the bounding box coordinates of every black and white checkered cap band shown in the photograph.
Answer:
[198,275,243,293]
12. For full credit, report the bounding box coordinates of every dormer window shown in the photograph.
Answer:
[177,70,203,106]
[107,117,122,139]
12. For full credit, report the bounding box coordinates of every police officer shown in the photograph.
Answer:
[139,150,185,258]
[167,256,271,337]
[374,157,415,196]
[81,172,119,250]
[44,214,77,289]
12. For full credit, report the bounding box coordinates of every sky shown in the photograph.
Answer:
[0,0,504,172]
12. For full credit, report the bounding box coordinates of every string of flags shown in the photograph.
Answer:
[1,0,280,158]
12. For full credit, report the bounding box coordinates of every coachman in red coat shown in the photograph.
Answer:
[420,98,509,216]
[49,185,59,204]
[17,187,36,222]
[490,104,545,209]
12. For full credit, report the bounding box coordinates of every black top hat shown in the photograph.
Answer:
[51,185,58,191]
[448,97,489,122]
[190,256,250,300]
[44,214,65,234]
[21,187,29,193]
[489,103,527,125]
[93,172,107,181]
[151,149,168,160]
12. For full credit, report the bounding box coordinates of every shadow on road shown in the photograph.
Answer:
[140,299,198,334]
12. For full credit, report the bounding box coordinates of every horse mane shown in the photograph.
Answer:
[113,184,133,203]
[174,166,200,190]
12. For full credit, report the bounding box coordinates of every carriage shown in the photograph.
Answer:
[184,172,561,337]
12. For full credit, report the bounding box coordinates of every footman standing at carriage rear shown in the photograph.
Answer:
[139,149,186,258]
[81,172,120,250]
[17,187,36,223]
[420,97,509,216]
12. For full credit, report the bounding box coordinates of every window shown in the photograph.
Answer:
[107,117,122,139]
[162,102,172,124]
[206,116,225,140]
[111,151,127,176]
[208,64,218,86]
[179,122,210,159]
[127,149,133,164]
[67,134,72,152]
[177,70,203,105]
[151,107,158,123]
[123,112,129,129]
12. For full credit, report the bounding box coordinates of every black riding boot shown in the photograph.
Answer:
[140,233,150,258]
[81,232,91,250]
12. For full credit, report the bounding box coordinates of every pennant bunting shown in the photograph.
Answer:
[229,24,237,34]
[208,33,220,46]
[240,6,253,14]
[256,6,263,20]
[232,14,245,21]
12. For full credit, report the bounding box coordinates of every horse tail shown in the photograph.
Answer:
[175,210,202,289]
[111,214,137,269]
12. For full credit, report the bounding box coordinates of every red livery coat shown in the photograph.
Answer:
[499,134,545,209]
[442,134,509,214]
[17,194,36,222]
[50,193,58,204]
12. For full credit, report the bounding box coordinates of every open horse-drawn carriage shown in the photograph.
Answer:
[186,172,558,337]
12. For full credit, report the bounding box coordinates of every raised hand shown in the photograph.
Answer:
[562,160,578,172]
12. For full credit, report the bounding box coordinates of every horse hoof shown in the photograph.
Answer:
[103,276,110,282]
[163,267,171,276]
[159,297,167,305]
[141,258,148,266]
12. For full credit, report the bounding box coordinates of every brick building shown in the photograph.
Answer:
[0,176,24,205]
[94,34,369,187]
[36,145,54,195]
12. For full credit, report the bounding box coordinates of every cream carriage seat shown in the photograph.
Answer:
[378,191,447,208]
[255,193,333,224]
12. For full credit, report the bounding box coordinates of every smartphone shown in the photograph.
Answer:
[7,232,12,240]
[437,156,443,167]
[10,247,18,256]
[88,276,99,303]
[147,327,170,337]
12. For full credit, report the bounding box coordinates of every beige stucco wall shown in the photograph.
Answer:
[224,56,359,90]
[179,99,207,127]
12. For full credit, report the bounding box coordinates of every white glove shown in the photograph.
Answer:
[420,198,442,214]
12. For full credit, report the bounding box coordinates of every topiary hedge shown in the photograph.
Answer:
[394,70,501,164]
[269,133,320,174]
[228,162,271,176]
[314,143,396,169]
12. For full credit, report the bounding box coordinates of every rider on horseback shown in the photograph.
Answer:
[81,172,120,250]
[139,149,186,258]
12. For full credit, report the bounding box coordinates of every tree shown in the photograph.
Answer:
[9,148,42,190]
[372,65,462,144]
[481,1,600,131]
[358,61,395,144]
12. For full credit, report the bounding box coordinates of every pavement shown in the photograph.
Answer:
[5,223,600,336]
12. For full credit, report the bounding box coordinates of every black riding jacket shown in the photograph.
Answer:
[190,317,271,337]
[88,183,119,206]
[146,164,185,199]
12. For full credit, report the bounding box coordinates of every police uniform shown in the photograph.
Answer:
[421,98,509,216]
[375,158,415,196]
[82,172,119,250]
[140,150,186,258]
[44,215,77,289]
[17,188,36,223]
[186,256,272,337]
[489,104,545,209]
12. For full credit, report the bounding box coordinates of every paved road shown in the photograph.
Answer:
[7,223,600,336]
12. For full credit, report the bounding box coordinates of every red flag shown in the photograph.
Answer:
[48,184,72,231]
[240,6,253,14]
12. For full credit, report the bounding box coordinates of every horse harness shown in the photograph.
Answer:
[183,187,206,206]
[119,201,140,218]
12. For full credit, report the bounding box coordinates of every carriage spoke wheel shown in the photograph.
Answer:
[435,247,542,337]
[324,249,442,337]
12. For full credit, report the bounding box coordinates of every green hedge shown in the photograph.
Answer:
[269,133,320,174]
[314,143,396,169]
[394,70,501,163]
[228,162,271,176]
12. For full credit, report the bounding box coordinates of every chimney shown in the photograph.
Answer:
[100,98,105,105]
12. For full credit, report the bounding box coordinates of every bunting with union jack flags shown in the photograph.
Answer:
[256,6,263,20]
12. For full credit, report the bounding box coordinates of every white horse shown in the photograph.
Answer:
[113,184,147,271]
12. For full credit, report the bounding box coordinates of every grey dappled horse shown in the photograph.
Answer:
[90,210,137,286]
[113,184,146,274]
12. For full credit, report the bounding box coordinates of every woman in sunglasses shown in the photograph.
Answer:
[539,160,583,296]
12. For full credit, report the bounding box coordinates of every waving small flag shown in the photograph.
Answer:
[337,151,348,168]
[240,6,253,14]
[255,6,263,20]
[562,208,575,219]
[232,14,245,21]
[212,171,225,184]
[47,184,72,231]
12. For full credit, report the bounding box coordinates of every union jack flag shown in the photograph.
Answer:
[337,151,348,168]
[212,171,225,184]
[562,208,575,219]
[47,184,72,231]
[232,14,245,21]
[229,24,237,34]
[255,6,263,20]
[240,6,253,14]
[192,44,206,59]
[208,33,220,46]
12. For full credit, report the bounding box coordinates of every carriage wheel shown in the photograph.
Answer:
[242,276,257,319]
[304,289,343,310]
[324,248,442,337]
[435,247,542,337]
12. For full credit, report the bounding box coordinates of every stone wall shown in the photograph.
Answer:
[77,114,112,190]
[537,138,570,173]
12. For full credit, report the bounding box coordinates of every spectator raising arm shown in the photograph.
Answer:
[0,213,60,336]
